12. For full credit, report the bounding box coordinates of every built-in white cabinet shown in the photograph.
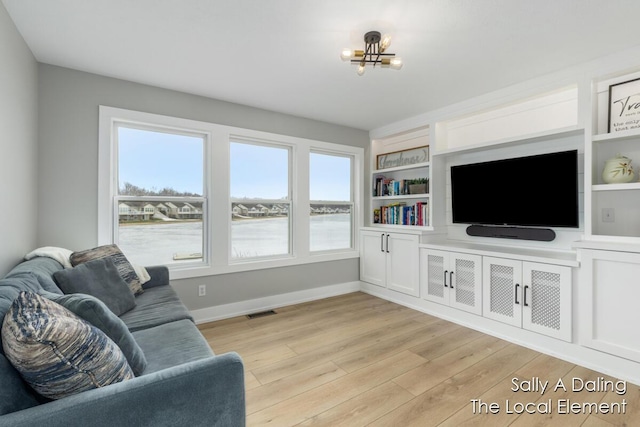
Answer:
[578,247,640,363]
[363,61,640,385]
[360,229,420,296]
[419,248,482,315]
[483,257,572,342]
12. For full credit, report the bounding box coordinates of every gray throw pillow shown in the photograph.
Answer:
[53,257,136,316]
[2,291,134,400]
[39,290,147,376]
[70,244,144,296]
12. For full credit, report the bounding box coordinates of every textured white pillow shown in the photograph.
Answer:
[132,264,151,285]
[24,246,73,268]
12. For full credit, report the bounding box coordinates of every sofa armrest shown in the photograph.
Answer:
[0,353,245,427]
[142,265,170,289]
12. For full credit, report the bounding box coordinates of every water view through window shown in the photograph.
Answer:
[230,141,291,260]
[116,126,205,265]
[116,129,355,266]
[310,152,353,251]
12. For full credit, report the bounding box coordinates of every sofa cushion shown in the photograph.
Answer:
[53,258,136,316]
[132,319,213,374]
[6,257,64,295]
[1,291,134,400]
[70,244,143,296]
[119,284,193,332]
[0,353,40,415]
[0,273,43,347]
[40,290,147,376]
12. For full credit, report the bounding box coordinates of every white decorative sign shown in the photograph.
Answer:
[377,146,429,170]
[609,78,640,133]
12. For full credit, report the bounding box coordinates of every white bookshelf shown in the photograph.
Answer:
[369,128,431,229]
[587,69,640,240]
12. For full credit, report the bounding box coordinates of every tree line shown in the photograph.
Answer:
[119,182,201,197]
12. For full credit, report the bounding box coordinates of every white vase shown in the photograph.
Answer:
[602,154,635,184]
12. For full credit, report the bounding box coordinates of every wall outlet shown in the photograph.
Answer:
[602,208,615,223]
[198,284,206,297]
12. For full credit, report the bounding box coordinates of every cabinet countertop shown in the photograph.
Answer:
[419,240,579,267]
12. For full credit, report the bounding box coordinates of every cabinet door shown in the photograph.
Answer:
[483,257,522,327]
[386,233,420,296]
[522,262,572,342]
[420,249,449,304]
[359,231,386,287]
[580,250,640,360]
[450,253,482,315]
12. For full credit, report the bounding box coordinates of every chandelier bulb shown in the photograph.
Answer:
[357,63,365,76]
[390,57,403,70]
[340,49,352,61]
[380,34,391,52]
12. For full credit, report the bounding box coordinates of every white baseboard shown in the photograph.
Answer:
[191,281,362,324]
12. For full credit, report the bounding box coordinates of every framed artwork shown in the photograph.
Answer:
[608,77,640,133]
[376,146,429,170]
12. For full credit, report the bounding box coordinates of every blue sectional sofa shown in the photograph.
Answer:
[0,256,245,427]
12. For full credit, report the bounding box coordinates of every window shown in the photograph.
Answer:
[230,141,291,260]
[114,125,206,267]
[309,152,353,252]
[100,106,362,279]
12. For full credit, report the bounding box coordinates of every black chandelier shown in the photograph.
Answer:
[340,30,403,76]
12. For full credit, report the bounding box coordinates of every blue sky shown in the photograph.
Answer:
[118,127,351,201]
[118,127,203,195]
[309,152,351,201]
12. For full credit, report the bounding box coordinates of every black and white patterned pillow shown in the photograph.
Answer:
[1,291,134,400]
[70,244,144,296]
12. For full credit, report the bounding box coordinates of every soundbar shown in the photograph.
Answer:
[466,225,556,242]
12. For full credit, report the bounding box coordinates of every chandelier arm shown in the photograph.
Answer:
[366,41,374,63]
[373,42,382,66]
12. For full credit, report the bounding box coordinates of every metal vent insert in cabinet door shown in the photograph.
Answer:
[454,259,475,307]
[490,264,514,317]
[530,270,561,331]
[428,255,445,298]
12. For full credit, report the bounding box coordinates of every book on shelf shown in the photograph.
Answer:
[373,176,428,197]
[373,200,429,226]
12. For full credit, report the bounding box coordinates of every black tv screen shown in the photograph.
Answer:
[451,150,579,228]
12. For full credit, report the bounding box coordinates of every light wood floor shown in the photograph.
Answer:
[197,292,639,426]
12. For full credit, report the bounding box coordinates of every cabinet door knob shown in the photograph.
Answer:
[523,285,529,307]
[444,270,448,288]
[380,234,385,252]
[386,234,390,253]
[515,283,520,304]
[449,271,454,289]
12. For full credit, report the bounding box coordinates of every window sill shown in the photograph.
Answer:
[167,250,360,280]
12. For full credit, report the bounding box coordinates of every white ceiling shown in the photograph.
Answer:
[4,0,640,131]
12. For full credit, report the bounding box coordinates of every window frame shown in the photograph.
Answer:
[229,138,293,262]
[99,106,363,280]
[309,150,356,254]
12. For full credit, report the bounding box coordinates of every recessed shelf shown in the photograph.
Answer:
[592,129,640,142]
[592,182,640,191]
[372,162,429,174]
[373,194,430,201]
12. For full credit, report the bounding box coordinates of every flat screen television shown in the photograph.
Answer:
[451,150,579,229]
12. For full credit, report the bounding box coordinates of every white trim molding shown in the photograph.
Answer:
[190,281,362,324]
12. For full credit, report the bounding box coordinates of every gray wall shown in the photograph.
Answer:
[37,64,369,309]
[0,4,38,276]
